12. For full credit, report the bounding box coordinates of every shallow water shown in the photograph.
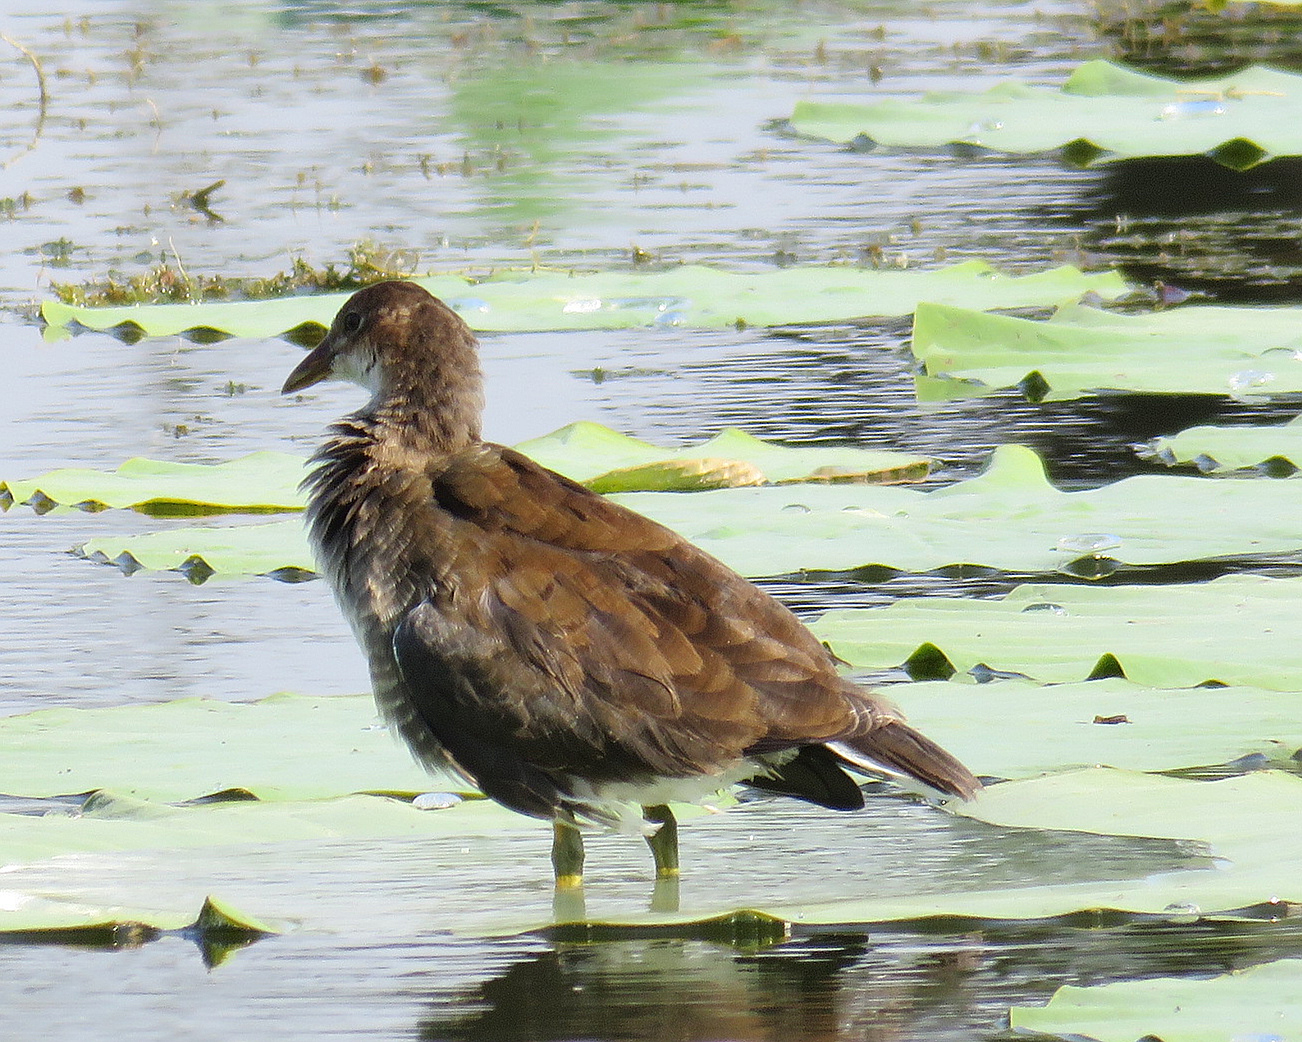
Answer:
[3,1,1302,1039]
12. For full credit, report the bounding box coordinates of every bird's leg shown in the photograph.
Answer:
[642,804,679,878]
[551,816,585,890]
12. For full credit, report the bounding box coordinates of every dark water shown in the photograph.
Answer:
[3,1,1302,1039]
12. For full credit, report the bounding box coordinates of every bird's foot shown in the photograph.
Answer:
[642,804,680,878]
[551,817,585,888]
[552,884,587,923]
[649,875,680,914]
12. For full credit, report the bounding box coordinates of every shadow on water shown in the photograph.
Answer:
[585,322,1302,488]
[416,918,1302,1042]
[1042,156,1302,304]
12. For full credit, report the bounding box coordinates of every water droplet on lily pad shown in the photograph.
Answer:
[1228,369,1274,398]
[1021,602,1067,615]
[449,297,490,314]
[783,503,812,514]
[1055,533,1122,553]
[1162,901,1201,922]
[1159,99,1225,120]
[609,295,689,314]
[412,792,462,811]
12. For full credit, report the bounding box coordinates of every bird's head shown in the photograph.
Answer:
[282,280,484,444]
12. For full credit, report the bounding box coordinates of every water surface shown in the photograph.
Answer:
[3,2,1301,1039]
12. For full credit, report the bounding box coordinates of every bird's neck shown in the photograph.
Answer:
[362,369,485,456]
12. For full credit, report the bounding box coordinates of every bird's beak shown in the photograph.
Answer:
[281,335,334,394]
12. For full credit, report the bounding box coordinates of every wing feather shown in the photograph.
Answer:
[387,443,926,812]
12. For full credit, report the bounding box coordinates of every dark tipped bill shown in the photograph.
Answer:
[282,342,332,394]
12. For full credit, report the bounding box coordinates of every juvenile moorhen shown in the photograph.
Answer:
[283,281,979,889]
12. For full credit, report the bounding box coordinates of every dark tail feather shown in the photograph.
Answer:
[746,745,866,811]
[829,722,981,800]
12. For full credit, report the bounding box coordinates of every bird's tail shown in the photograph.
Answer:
[829,722,981,799]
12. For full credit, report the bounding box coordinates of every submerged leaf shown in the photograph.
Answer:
[40,262,1130,338]
[792,60,1302,169]
[912,300,1302,402]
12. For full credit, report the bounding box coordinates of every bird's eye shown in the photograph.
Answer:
[341,311,362,334]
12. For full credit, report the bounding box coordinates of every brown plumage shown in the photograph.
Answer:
[283,280,979,886]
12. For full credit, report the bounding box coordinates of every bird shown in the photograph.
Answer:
[282,280,980,891]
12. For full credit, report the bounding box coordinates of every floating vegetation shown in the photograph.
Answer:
[792,60,1302,170]
[43,260,1132,335]
[48,240,425,308]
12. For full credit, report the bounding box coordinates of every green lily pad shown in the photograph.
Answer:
[1142,415,1302,476]
[39,261,1130,338]
[1011,958,1302,1042]
[958,767,1302,860]
[0,451,308,515]
[911,300,1302,402]
[4,425,930,516]
[890,677,1302,779]
[74,445,1302,579]
[782,769,1302,929]
[4,679,1288,817]
[78,520,316,580]
[0,892,276,941]
[813,573,1302,689]
[0,790,533,867]
[4,685,1291,938]
[0,774,1285,939]
[791,60,1302,169]
[0,693,442,802]
[518,422,933,490]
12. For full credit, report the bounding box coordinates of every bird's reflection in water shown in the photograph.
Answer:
[416,916,1302,1042]
[418,935,868,1042]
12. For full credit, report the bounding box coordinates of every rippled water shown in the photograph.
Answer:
[3,2,1302,1039]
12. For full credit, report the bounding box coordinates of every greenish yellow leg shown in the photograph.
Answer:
[643,804,680,879]
[551,818,585,889]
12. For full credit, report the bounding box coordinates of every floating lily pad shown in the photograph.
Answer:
[813,573,1302,689]
[0,771,1290,939]
[792,60,1302,169]
[1142,415,1302,476]
[890,677,1302,779]
[78,520,316,580]
[911,300,1302,402]
[4,680,1289,816]
[3,425,931,515]
[788,768,1302,928]
[2,700,1298,936]
[0,892,276,943]
[518,422,932,490]
[39,262,1130,338]
[0,452,308,515]
[74,445,1302,579]
[1011,958,1302,1042]
[0,790,523,867]
[959,768,1302,860]
[0,693,442,802]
